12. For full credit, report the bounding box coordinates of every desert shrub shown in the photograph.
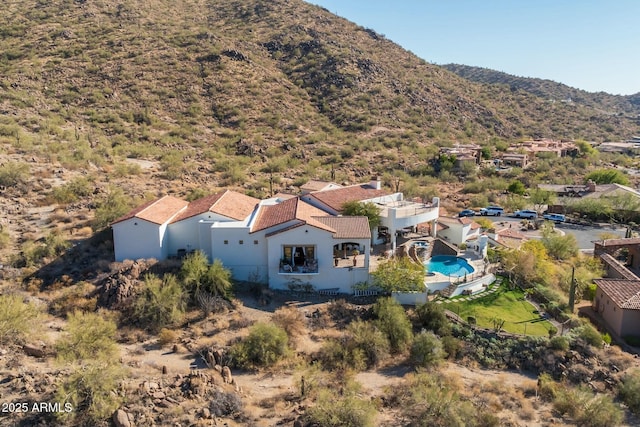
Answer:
[0,228,9,249]
[304,381,376,427]
[537,373,559,400]
[181,252,233,299]
[0,161,29,187]
[319,337,367,372]
[272,306,307,343]
[55,362,126,425]
[195,291,229,317]
[92,186,133,230]
[231,322,289,369]
[56,311,119,362]
[134,274,186,332]
[549,335,569,351]
[619,369,640,414]
[50,282,97,316]
[372,297,413,353]
[415,301,452,336]
[571,322,603,348]
[346,320,389,368]
[51,176,93,204]
[576,394,623,427]
[157,328,179,347]
[441,335,462,359]
[209,389,243,417]
[410,330,445,368]
[0,294,43,345]
[396,372,479,427]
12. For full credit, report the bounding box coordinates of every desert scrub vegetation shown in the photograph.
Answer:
[92,186,135,230]
[54,311,127,424]
[0,293,43,345]
[372,297,413,353]
[134,273,186,332]
[180,251,233,299]
[319,319,390,371]
[230,322,290,370]
[303,376,377,427]
[0,161,29,187]
[619,369,640,415]
[50,176,93,204]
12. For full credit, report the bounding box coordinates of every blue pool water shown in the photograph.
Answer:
[426,255,474,277]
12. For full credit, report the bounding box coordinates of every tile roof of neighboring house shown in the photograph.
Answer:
[112,195,188,225]
[583,183,640,199]
[172,190,259,223]
[305,184,389,212]
[594,279,640,310]
[438,216,480,228]
[595,237,640,247]
[300,180,341,192]
[251,197,333,233]
[314,216,371,239]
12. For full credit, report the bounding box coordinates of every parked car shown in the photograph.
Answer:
[458,209,476,217]
[513,209,538,219]
[543,213,566,222]
[479,206,504,216]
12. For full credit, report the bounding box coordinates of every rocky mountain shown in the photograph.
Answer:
[442,63,640,118]
[1,0,638,175]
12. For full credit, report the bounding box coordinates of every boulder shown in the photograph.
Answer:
[112,409,131,427]
[221,366,232,384]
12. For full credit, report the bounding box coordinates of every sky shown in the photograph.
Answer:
[306,1,640,95]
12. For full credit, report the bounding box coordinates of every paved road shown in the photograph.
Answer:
[482,216,626,250]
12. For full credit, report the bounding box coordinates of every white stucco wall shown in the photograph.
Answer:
[266,225,370,294]
[621,310,640,338]
[209,225,268,283]
[113,218,163,262]
[168,213,234,257]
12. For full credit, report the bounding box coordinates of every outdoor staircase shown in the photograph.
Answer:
[440,282,459,298]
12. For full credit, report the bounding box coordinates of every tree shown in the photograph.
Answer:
[93,186,134,230]
[371,256,424,293]
[619,369,640,415]
[541,226,579,260]
[415,302,452,336]
[203,259,233,297]
[341,201,381,240]
[231,322,289,369]
[181,252,233,299]
[0,294,42,345]
[134,274,186,331]
[56,311,119,362]
[605,192,640,223]
[585,168,630,185]
[507,180,525,195]
[530,188,556,214]
[372,297,413,353]
[410,331,444,368]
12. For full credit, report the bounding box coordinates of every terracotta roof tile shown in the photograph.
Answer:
[252,198,332,233]
[315,216,371,239]
[171,190,259,223]
[594,279,640,310]
[112,196,188,225]
[300,180,340,192]
[306,184,389,212]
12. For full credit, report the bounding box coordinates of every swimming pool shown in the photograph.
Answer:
[426,255,475,277]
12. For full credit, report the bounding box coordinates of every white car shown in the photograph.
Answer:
[479,206,504,216]
[543,213,566,222]
[513,209,538,219]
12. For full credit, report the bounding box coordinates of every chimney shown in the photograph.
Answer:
[586,180,596,192]
[369,176,381,190]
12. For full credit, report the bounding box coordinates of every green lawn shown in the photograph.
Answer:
[443,285,554,337]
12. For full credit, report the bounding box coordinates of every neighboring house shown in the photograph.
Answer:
[436,216,481,245]
[485,227,528,249]
[300,180,342,194]
[111,196,189,262]
[593,279,640,339]
[111,180,426,293]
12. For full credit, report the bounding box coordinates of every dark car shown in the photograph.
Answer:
[458,209,476,217]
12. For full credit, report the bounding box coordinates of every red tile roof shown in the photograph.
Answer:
[251,198,333,233]
[112,195,188,225]
[305,184,389,212]
[315,216,371,239]
[172,190,259,223]
[594,279,640,310]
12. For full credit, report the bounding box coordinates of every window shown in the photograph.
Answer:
[254,240,259,245]
[239,240,244,245]
[224,240,228,245]
[282,245,316,267]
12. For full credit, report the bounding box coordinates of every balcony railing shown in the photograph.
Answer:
[279,260,318,274]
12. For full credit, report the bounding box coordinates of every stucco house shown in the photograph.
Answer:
[111,195,189,262]
[301,178,439,250]
[436,216,481,245]
[111,180,430,293]
[593,278,640,339]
